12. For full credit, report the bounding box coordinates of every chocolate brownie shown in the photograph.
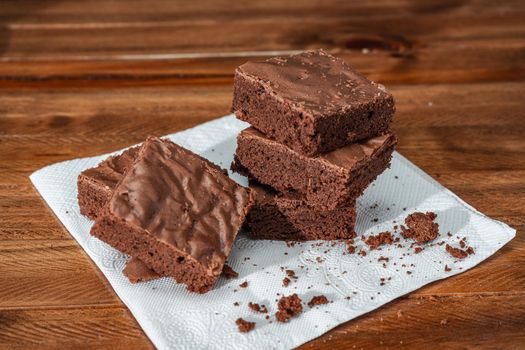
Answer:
[123,257,160,283]
[77,146,138,220]
[232,127,397,210]
[90,137,254,293]
[245,182,356,241]
[231,49,395,156]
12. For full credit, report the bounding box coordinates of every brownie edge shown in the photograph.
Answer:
[91,137,254,293]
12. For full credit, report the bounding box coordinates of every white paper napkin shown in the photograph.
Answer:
[30,115,515,350]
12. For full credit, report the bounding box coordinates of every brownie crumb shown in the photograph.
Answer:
[378,256,389,262]
[222,264,239,279]
[275,294,303,323]
[364,231,394,250]
[283,277,291,287]
[401,212,439,244]
[347,244,356,254]
[248,302,268,313]
[234,302,240,306]
[445,244,474,259]
[358,249,367,257]
[236,318,255,333]
[414,247,423,254]
[239,281,248,288]
[307,295,329,307]
[444,265,452,272]
[286,269,297,279]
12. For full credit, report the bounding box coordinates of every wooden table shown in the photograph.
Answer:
[1,1,524,348]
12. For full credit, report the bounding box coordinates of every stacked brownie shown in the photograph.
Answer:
[230,49,397,241]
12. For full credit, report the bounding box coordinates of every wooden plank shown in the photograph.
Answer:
[0,306,153,350]
[302,294,525,349]
[0,2,524,85]
[0,294,523,349]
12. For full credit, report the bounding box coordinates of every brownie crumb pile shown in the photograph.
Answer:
[364,231,394,250]
[307,295,329,307]
[235,318,255,333]
[276,294,303,323]
[401,212,439,244]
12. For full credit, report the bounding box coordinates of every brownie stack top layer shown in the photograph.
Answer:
[108,137,252,274]
[232,49,395,156]
[237,49,391,118]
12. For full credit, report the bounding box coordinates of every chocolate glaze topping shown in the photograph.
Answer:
[109,137,251,274]
[238,49,391,118]
[242,127,396,169]
[82,146,139,189]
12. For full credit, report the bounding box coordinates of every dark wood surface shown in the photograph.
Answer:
[1,1,524,348]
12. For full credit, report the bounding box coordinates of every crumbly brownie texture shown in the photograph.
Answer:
[77,146,139,220]
[232,127,397,209]
[123,257,160,283]
[275,294,303,323]
[244,182,357,241]
[231,49,395,156]
[445,244,474,259]
[364,231,394,250]
[91,137,254,293]
[401,212,439,244]
[248,302,268,313]
[236,318,255,333]
[307,295,329,307]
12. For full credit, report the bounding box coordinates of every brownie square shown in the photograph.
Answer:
[231,49,395,156]
[246,182,356,241]
[232,127,397,210]
[77,146,138,220]
[90,137,254,293]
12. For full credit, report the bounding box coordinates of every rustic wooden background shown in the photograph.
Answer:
[1,0,524,348]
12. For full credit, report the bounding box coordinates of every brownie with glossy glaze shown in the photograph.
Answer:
[231,49,395,156]
[90,137,254,293]
[245,182,356,241]
[232,127,397,210]
[77,146,139,220]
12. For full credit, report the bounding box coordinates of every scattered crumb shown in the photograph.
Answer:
[286,270,297,279]
[445,244,474,259]
[222,264,238,279]
[401,212,439,244]
[358,249,367,257]
[444,265,452,272]
[283,277,291,287]
[378,256,389,262]
[275,294,303,323]
[233,302,240,306]
[414,247,423,254]
[239,281,248,288]
[308,295,329,307]
[248,302,268,313]
[364,231,394,250]
[236,318,255,333]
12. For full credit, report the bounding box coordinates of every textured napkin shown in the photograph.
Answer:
[30,115,515,350]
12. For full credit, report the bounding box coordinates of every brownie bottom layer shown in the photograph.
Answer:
[246,201,357,241]
[91,216,218,293]
[77,177,111,221]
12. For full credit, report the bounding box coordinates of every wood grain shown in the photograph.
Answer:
[0,0,523,349]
